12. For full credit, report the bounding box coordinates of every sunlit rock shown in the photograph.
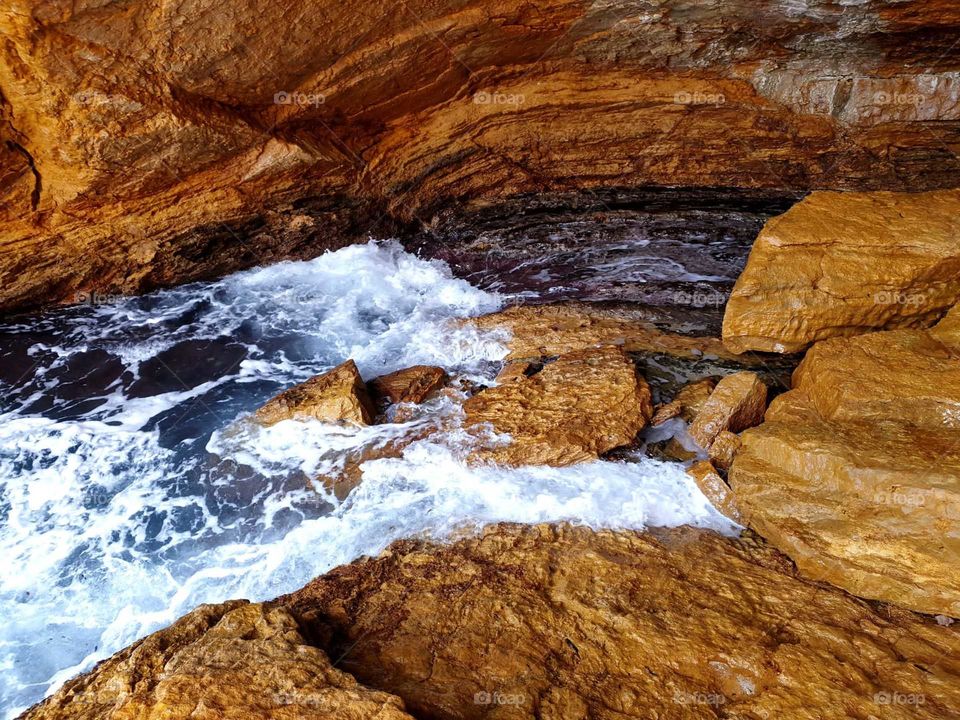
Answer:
[730,321,960,616]
[723,189,960,354]
[464,346,651,466]
[255,359,375,426]
[368,365,448,406]
[20,602,413,720]
[689,372,767,449]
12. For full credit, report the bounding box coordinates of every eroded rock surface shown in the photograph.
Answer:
[2,2,960,312]
[255,360,375,426]
[20,601,413,720]
[730,323,960,616]
[464,345,651,465]
[723,189,960,353]
[281,523,960,720]
[369,365,448,406]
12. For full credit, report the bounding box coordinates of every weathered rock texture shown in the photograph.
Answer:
[255,360,375,426]
[369,366,448,406]
[20,601,413,720]
[730,321,960,616]
[281,524,960,720]
[687,461,742,522]
[464,345,651,465]
[2,2,960,311]
[469,303,742,362]
[723,189,960,353]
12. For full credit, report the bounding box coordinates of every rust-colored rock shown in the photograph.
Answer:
[730,323,960,616]
[651,400,682,426]
[708,430,743,472]
[2,3,960,312]
[675,378,717,423]
[20,601,413,720]
[464,346,651,466]
[282,523,960,720]
[469,303,742,362]
[689,372,767,449]
[494,361,532,384]
[687,461,742,523]
[255,360,374,427]
[368,365,448,406]
[723,189,960,354]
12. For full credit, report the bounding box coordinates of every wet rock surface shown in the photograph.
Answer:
[19,601,414,720]
[369,365,449,407]
[464,346,651,466]
[730,322,960,616]
[723,189,960,354]
[255,359,375,427]
[279,523,960,720]
[688,371,768,449]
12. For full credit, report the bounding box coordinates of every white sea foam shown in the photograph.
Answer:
[0,241,734,717]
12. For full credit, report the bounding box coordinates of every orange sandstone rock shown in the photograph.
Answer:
[689,372,767,449]
[730,323,960,616]
[255,360,375,426]
[464,345,651,466]
[20,602,413,720]
[708,430,743,472]
[723,189,960,354]
[368,366,448,405]
[687,460,742,523]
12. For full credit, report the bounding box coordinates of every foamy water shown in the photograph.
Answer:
[0,242,734,716]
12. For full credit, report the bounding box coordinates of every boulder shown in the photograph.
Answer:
[494,361,533,384]
[723,189,960,354]
[729,323,960,616]
[687,461,742,523]
[674,378,717,423]
[464,346,651,466]
[368,365,448,405]
[281,524,960,720]
[255,360,375,426]
[689,372,767,449]
[20,602,413,720]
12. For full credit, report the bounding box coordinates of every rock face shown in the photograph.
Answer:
[689,371,767,449]
[20,601,413,720]
[464,346,651,465]
[687,461,742,523]
[3,2,960,312]
[255,360,375,426]
[368,366,448,406]
[723,189,960,354]
[469,303,742,362]
[280,524,960,720]
[729,322,960,616]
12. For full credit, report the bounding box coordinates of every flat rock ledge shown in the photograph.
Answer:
[23,524,960,719]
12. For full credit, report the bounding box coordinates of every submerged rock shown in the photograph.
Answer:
[730,321,960,616]
[723,189,960,354]
[464,345,651,466]
[368,365,448,406]
[281,524,960,720]
[255,360,375,426]
[689,371,767,449]
[21,601,413,720]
